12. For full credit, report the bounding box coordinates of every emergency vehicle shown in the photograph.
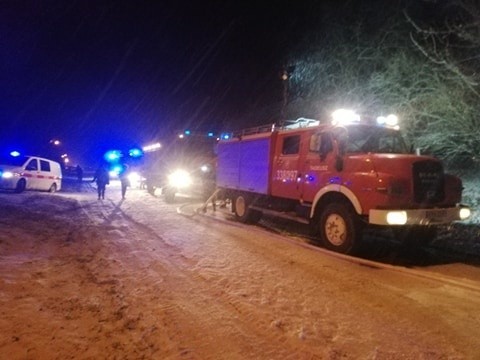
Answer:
[216,111,471,254]
[143,132,217,203]
[0,154,62,193]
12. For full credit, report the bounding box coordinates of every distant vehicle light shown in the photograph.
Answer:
[168,169,192,189]
[142,142,161,152]
[127,171,144,187]
[104,150,122,162]
[109,165,123,178]
[200,164,210,172]
[331,109,360,126]
[386,211,407,225]
[129,148,143,158]
[10,151,21,157]
[459,207,471,220]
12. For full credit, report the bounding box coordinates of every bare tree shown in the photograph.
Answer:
[286,0,480,168]
[403,0,480,166]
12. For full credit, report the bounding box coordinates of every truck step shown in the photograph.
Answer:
[250,206,310,225]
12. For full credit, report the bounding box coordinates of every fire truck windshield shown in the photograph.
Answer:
[344,125,410,154]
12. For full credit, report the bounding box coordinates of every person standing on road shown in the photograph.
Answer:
[92,164,110,200]
[76,164,83,183]
[118,163,130,200]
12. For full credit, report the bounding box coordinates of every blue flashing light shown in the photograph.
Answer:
[104,150,122,162]
[128,148,143,158]
[221,133,230,140]
[184,130,191,135]
[10,151,21,157]
[328,176,341,184]
[111,165,122,174]
[207,132,214,137]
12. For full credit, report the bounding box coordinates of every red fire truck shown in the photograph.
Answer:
[216,112,471,254]
[143,132,217,203]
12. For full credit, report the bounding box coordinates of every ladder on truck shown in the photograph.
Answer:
[231,117,320,138]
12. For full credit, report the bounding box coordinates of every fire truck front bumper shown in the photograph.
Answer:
[369,205,471,226]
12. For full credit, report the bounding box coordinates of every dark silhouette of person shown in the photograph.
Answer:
[118,163,130,200]
[76,165,83,183]
[92,165,110,200]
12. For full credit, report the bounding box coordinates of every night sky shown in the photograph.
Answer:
[1,1,412,165]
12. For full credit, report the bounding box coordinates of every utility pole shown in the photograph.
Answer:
[280,65,294,121]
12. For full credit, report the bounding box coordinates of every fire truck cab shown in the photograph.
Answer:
[217,113,471,254]
[143,132,217,203]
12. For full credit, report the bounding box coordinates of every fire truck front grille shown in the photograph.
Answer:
[412,160,445,204]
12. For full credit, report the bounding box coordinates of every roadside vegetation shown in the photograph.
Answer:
[282,0,480,218]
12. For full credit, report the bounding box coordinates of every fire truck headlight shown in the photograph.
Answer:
[128,172,143,187]
[459,207,471,220]
[168,169,192,189]
[2,171,14,179]
[386,211,407,225]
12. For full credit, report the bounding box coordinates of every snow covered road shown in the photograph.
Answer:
[0,184,479,359]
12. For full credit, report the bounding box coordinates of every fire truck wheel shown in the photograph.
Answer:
[318,202,361,254]
[233,194,261,224]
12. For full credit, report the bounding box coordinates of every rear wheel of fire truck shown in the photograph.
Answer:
[15,179,26,193]
[318,202,362,254]
[233,193,261,223]
[392,226,437,247]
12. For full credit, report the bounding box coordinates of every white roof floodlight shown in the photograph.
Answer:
[377,116,386,125]
[386,114,398,127]
[377,114,399,129]
[331,109,360,126]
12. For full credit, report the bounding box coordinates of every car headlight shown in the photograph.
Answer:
[2,171,14,179]
[168,169,192,188]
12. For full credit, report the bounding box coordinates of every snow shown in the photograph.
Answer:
[0,179,479,359]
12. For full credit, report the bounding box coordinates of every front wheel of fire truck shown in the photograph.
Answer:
[318,202,362,254]
[233,193,261,224]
